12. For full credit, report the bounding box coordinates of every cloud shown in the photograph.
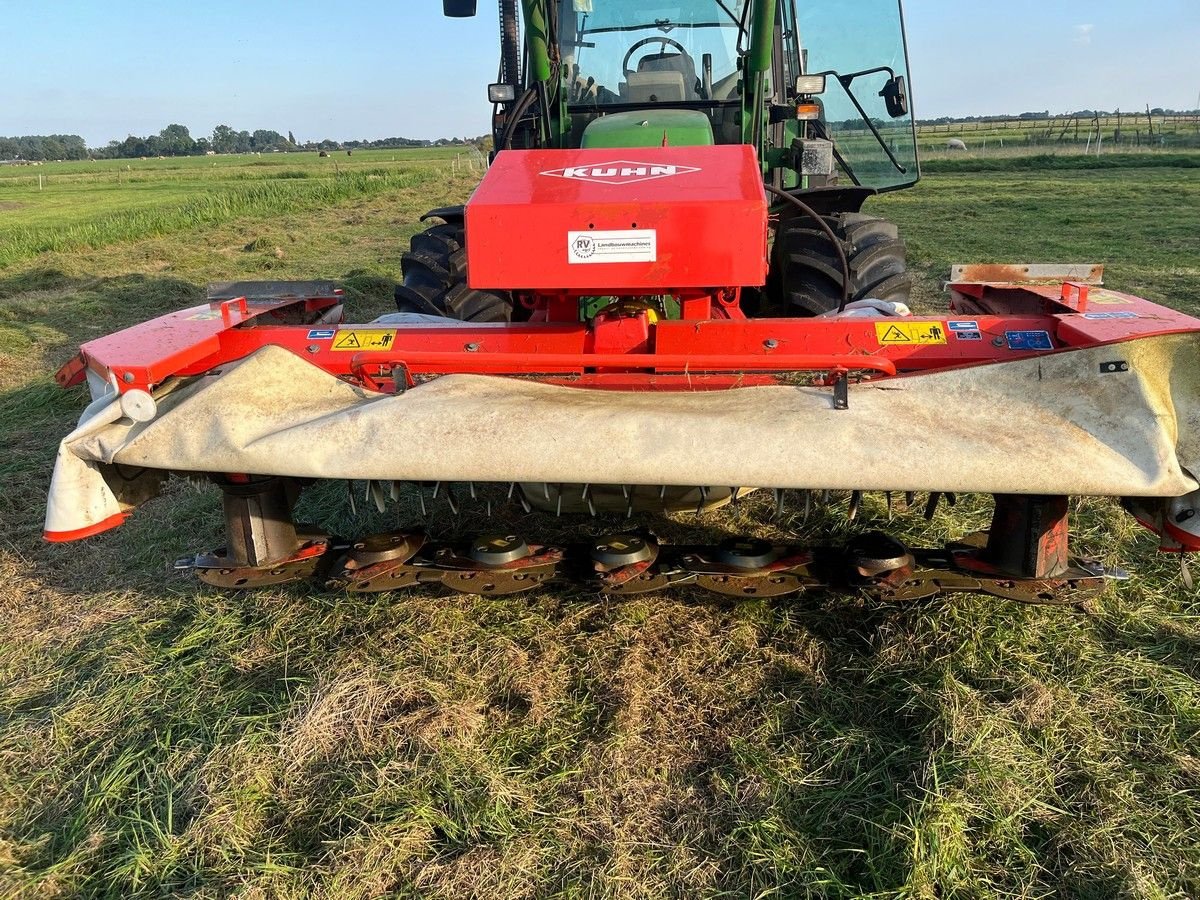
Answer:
[1074,24,1095,45]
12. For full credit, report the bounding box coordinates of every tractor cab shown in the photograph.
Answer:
[458,0,920,192]
[558,1,744,106]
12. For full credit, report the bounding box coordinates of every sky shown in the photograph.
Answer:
[2,0,1198,146]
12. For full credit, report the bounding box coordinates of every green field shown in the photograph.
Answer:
[915,114,1200,159]
[2,148,1200,899]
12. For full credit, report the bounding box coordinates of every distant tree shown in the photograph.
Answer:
[251,129,286,151]
[287,130,297,146]
[211,124,236,154]
[117,134,149,157]
[158,123,195,156]
[63,135,88,159]
[41,137,66,160]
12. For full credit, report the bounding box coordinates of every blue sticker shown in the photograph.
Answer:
[307,329,336,340]
[948,320,979,331]
[1006,330,1054,351]
[954,330,983,341]
[1082,312,1138,320]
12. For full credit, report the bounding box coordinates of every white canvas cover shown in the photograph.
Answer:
[45,333,1200,539]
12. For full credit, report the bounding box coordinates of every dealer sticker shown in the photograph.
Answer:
[568,230,657,264]
[331,329,397,351]
[1005,330,1054,351]
[954,330,983,341]
[947,320,979,331]
[1082,312,1138,320]
[307,328,336,340]
[875,322,947,345]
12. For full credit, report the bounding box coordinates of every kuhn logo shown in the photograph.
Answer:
[540,160,701,185]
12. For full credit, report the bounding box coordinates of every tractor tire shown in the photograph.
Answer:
[395,212,512,323]
[770,212,912,317]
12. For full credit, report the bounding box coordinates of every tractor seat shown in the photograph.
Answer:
[620,52,700,103]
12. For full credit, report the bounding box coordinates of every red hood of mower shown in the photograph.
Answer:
[465,145,768,293]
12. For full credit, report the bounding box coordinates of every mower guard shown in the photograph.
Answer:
[46,331,1200,541]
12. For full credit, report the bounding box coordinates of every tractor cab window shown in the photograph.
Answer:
[794,0,919,190]
[558,0,746,106]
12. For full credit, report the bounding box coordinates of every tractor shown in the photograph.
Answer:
[399,0,917,325]
[45,1,1200,602]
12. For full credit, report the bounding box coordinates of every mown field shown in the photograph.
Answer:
[1,148,1199,899]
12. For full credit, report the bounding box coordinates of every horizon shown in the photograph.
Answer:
[3,1,1198,147]
[8,103,1200,152]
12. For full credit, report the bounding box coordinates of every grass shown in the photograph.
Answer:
[0,150,479,269]
[920,151,1200,174]
[914,114,1200,157]
[1,149,1199,898]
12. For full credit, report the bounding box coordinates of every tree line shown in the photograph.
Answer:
[1,124,487,161]
[0,134,89,161]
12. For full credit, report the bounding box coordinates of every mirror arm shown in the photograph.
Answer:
[814,69,908,175]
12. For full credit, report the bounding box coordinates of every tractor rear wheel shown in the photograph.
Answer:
[395,209,512,322]
[770,212,911,316]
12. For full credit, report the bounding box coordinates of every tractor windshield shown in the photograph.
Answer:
[558,0,747,106]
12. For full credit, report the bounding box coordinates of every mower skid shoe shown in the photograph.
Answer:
[181,476,343,590]
[186,537,338,590]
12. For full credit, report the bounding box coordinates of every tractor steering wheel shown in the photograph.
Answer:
[621,36,693,79]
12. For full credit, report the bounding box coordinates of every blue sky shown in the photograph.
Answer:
[3,1,1197,146]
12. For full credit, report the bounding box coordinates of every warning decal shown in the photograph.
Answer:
[875,322,947,345]
[331,329,397,351]
[1087,289,1131,306]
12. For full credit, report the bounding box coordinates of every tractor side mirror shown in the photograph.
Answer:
[442,0,478,16]
[880,75,908,118]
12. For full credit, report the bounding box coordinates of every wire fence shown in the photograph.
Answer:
[916,113,1200,152]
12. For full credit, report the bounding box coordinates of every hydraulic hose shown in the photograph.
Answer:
[500,87,539,150]
[764,184,853,313]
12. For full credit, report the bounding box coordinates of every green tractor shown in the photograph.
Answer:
[400,0,919,322]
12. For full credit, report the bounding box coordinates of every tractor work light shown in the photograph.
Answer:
[488,83,517,104]
[794,74,827,97]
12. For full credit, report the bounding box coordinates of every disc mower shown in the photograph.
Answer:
[46,0,1200,602]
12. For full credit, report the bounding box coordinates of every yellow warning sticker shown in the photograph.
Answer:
[875,322,947,345]
[1086,289,1130,306]
[331,329,397,351]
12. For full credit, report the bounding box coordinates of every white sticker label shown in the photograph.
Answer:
[568,230,657,264]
